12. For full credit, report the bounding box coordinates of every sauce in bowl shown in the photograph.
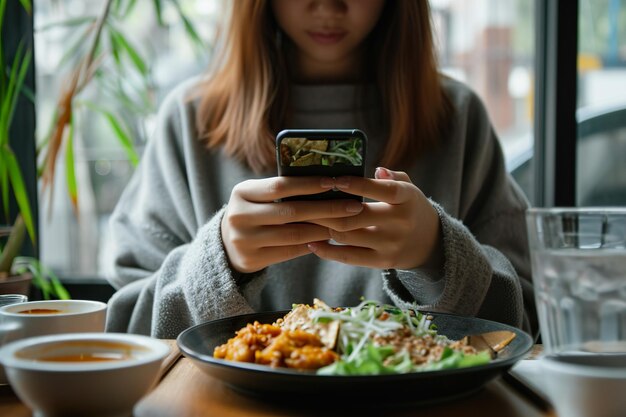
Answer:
[17,309,63,314]
[15,340,141,363]
[37,353,132,362]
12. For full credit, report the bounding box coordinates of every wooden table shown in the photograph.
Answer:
[1,342,556,417]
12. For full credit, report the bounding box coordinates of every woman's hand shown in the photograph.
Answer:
[307,167,442,270]
[221,176,364,273]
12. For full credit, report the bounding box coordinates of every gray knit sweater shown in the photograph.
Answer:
[104,76,538,339]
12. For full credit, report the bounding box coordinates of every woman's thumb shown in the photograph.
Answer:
[375,167,411,183]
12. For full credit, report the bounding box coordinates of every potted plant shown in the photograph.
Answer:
[0,0,69,299]
[0,216,33,296]
[0,0,35,295]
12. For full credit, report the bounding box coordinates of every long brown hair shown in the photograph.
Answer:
[196,0,451,173]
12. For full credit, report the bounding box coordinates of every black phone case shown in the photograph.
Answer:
[276,129,367,201]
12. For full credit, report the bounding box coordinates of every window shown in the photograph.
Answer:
[34,0,227,281]
[32,0,539,283]
[577,0,626,206]
[431,0,535,198]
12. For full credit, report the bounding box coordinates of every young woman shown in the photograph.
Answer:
[105,0,538,340]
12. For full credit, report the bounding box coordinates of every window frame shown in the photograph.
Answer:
[533,0,579,207]
[2,2,38,258]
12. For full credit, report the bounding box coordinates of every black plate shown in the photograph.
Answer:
[177,310,533,407]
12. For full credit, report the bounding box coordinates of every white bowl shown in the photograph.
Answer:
[0,299,108,386]
[0,332,170,417]
[540,353,626,417]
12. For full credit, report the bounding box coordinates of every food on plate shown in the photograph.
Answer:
[213,299,516,375]
[279,137,363,166]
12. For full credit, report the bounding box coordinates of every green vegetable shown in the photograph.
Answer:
[307,138,363,166]
[418,347,492,372]
[311,300,492,376]
[318,344,397,376]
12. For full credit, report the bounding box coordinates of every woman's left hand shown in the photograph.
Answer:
[306,167,442,270]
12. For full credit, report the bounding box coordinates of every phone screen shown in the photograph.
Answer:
[276,129,367,201]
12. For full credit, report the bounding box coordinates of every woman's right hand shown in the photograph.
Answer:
[221,176,364,273]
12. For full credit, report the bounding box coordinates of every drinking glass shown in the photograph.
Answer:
[526,207,626,417]
[0,294,27,385]
[0,294,28,308]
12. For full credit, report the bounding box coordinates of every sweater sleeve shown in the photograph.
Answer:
[382,200,534,336]
[382,85,538,339]
[104,82,264,338]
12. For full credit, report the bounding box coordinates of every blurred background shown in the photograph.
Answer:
[20,0,626,288]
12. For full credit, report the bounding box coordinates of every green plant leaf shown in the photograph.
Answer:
[0,2,5,94]
[96,72,143,114]
[103,112,139,167]
[25,265,52,300]
[152,0,164,26]
[18,0,31,14]
[0,42,24,143]
[109,27,148,75]
[172,1,205,51]
[50,273,71,300]
[0,150,8,219]
[0,42,31,143]
[81,102,139,166]
[14,257,71,300]
[180,13,204,49]
[104,70,155,114]
[12,50,33,126]
[123,0,138,16]
[2,64,35,105]
[0,214,26,273]
[0,51,5,99]
[14,257,51,299]
[113,0,123,14]
[112,0,137,16]
[108,25,122,67]
[31,271,52,299]
[56,23,94,70]
[13,74,35,103]
[36,15,96,32]
[65,114,78,210]
[2,146,35,245]
[0,0,7,35]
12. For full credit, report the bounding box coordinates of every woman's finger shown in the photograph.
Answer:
[248,224,332,247]
[234,244,313,273]
[332,176,417,205]
[257,244,316,266]
[308,202,402,231]
[307,241,390,269]
[233,176,335,203]
[327,226,387,247]
[375,167,412,182]
[231,199,363,226]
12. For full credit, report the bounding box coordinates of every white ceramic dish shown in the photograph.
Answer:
[0,299,107,385]
[0,332,170,417]
[177,310,533,406]
[540,353,626,417]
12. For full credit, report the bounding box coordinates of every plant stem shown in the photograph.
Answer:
[40,0,113,209]
[77,0,113,91]
[0,214,25,275]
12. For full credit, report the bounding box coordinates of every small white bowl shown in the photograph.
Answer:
[540,353,626,417]
[0,332,170,417]
[0,299,108,386]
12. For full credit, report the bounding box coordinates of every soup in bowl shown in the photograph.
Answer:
[17,308,64,315]
[0,332,170,417]
[0,299,107,385]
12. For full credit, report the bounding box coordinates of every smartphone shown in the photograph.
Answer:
[276,129,367,201]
